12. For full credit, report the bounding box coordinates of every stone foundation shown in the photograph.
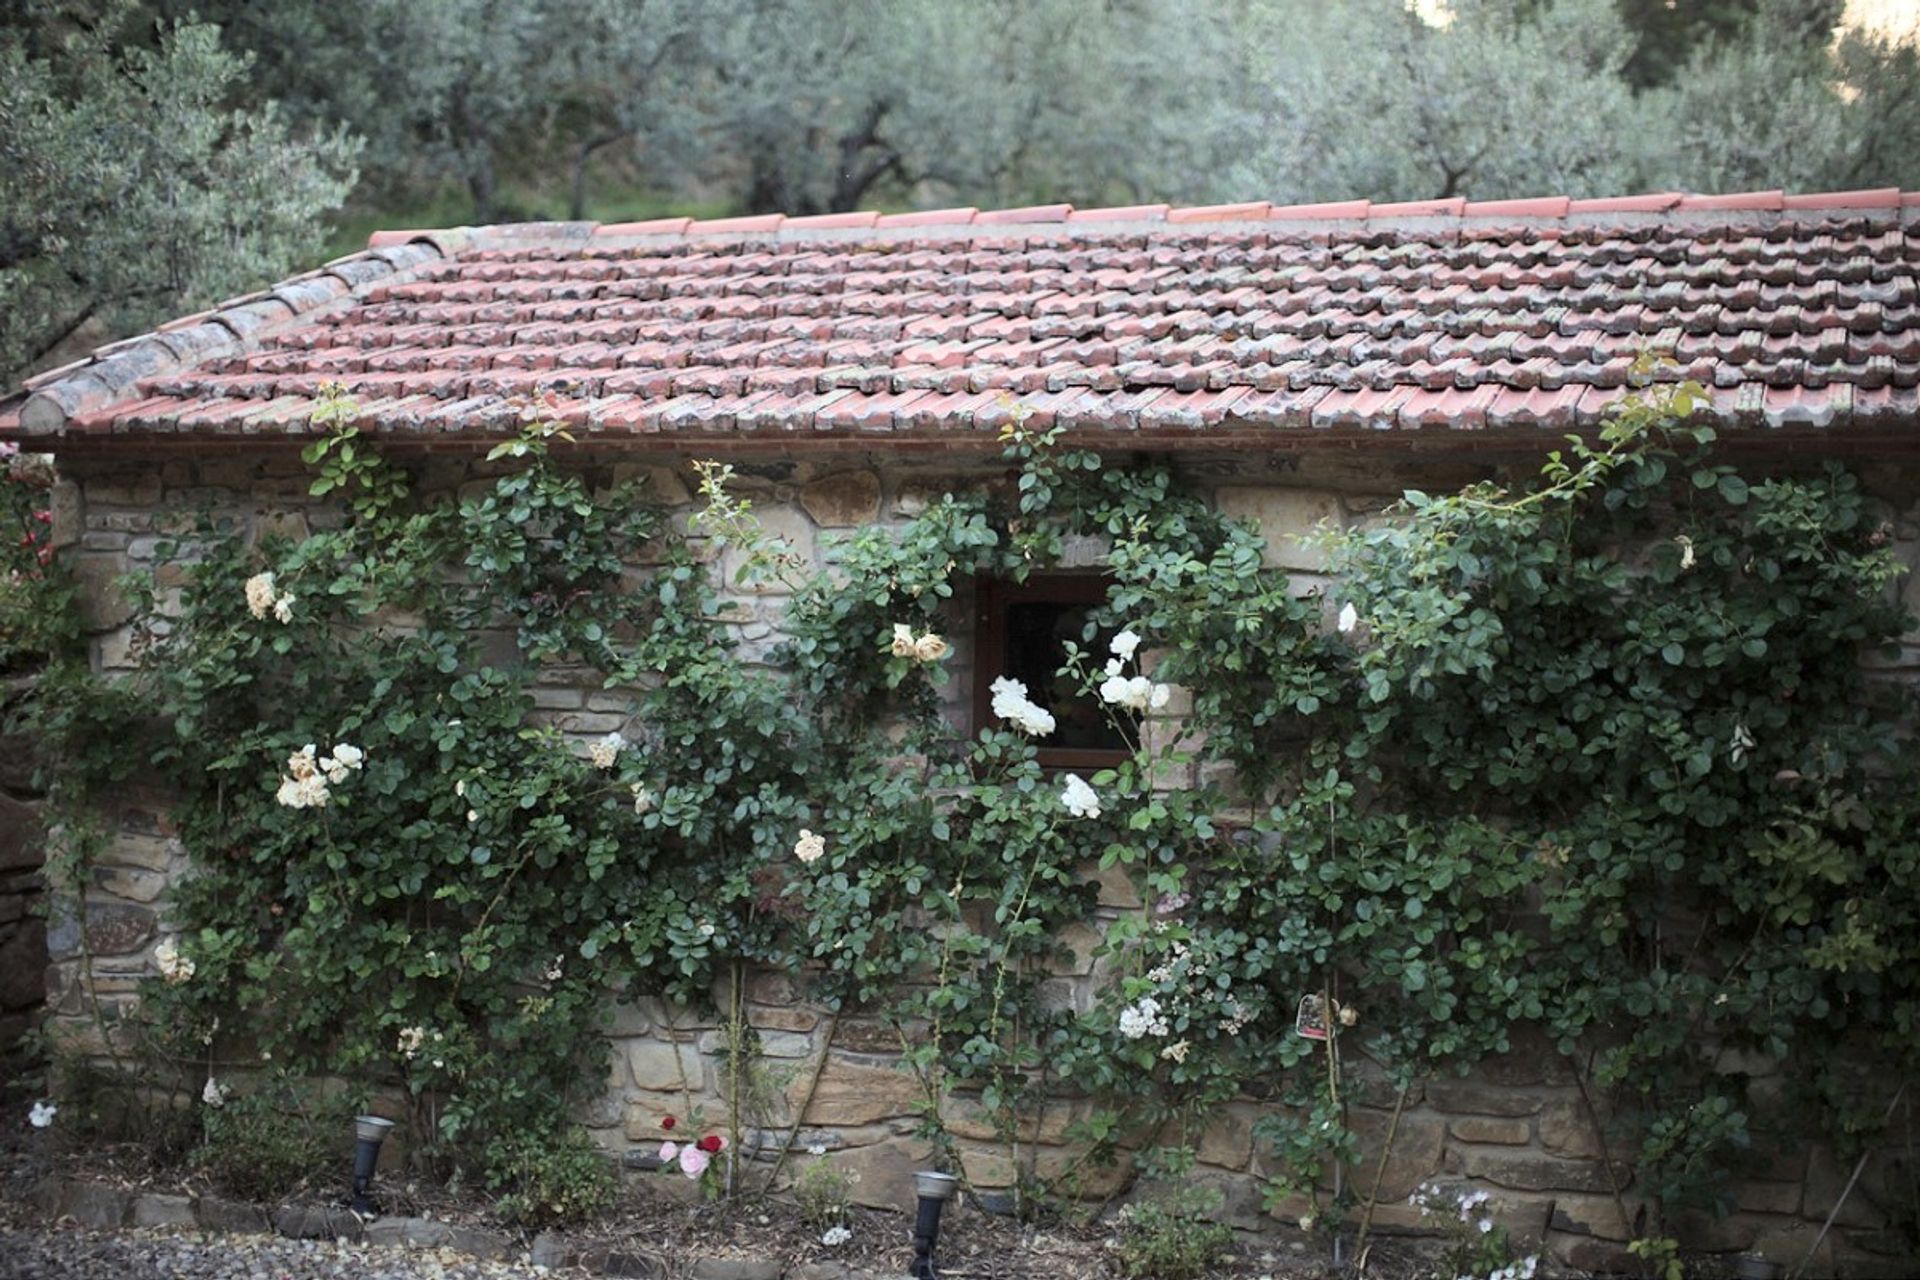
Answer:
[36,448,1920,1276]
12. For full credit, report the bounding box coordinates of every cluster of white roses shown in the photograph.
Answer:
[244,572,296,624]
[588,732,626,770]
[989,676,1056,737]
[274,742,365,809]
[1096,628,1172,713]
[397,1025,446,1068]
[888,623,950,662]
[154,936,195,985]
[1117,994,1170,1040]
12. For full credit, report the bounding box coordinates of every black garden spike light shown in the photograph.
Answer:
[349,1115,395,1215]
[909,1169,959,1279]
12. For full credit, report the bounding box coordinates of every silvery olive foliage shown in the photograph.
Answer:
[32,377,1920,1246]
[0,2,358,385]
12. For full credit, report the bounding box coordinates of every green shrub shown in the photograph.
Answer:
[484,1125,620,1227]
[196,1085,351,1201]
[1112,1185,1236,1279]
[793,1154,855,1227]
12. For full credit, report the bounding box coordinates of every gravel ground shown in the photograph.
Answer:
[0,1225,557,1280]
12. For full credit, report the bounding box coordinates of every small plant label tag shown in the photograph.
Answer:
[1294,992,1328,1041]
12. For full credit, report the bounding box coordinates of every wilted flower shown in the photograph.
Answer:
[396,1026,427,1058]
[911,632,949,662]
[202,1078,230,1108]
[245,573,278,619]
[1337,1003,1359,1027]
[794,829,826,864]
[272,593,296,624]
[821,1225,853,1247]
[1060,773,1101,819]
[154,937,195,985]
[588,732,625,770]
[989,676,1056,738]
[890,623,916,657]
[631,783,654,815]
[1676,535,1696,571]
[1161,1039,1190,1064]
[28,1101,56,1128]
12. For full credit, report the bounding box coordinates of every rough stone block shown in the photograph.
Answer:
[198,1196,270,1233]
[66,1183,130,1227]
[1449,1116,1532,1146]
[0,794,41,873]
[800,472,881,526]
[627,1037,704,1092]
[92,864,168,904]
[69,554,136,630]
[1426,1079,1544,1118]
[792,1056,921,1126]
[690,1258,782,1280]
[1347,1106,1445,1201]
[1213,487,1342,570]
[1197,1105,1257,1170]
[365,1217,452,1248]
[833,1136,931,1210]
[1452,1148,1625,1195]
[273,1204,365,1240]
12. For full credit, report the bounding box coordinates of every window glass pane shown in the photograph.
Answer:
[1004,600,1128,752]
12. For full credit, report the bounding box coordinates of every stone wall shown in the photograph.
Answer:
[0,674,50,1066]
[39,447,1920,1277]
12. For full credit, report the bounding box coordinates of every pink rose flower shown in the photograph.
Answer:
[679,1144,710,1179]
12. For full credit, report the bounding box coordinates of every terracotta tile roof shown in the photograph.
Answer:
[5,190,1919,452]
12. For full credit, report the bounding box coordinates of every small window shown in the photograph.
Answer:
[973,575,1130,768]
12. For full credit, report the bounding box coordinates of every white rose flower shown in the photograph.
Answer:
[794,829,826,864]
[890,623,917,657]
[28,1101,57,1128]
[911,632,950,662]
[397,1026,427,1058]
[1110,628,1141,660]
[1060,773,1101,819]
[1104,657,1124,677]
[631,783,654,815]
[1337,602,1359,633]
[202,1078,230,1108]
[988,676,1056,737]
[154,937,195,985]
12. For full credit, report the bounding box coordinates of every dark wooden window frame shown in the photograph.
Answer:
[971,573,1131,771]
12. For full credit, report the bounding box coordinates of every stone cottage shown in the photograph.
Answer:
[4,188,1918,1275]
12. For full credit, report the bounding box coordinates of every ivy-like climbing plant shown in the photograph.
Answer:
[35,371,1920,1255]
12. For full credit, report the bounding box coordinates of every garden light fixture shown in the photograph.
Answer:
[909,1169,959,1279]
[349,1114,394,1214]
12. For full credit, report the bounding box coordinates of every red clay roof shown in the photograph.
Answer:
[4,190,1918,452]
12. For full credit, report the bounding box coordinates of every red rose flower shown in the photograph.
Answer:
[661,1116,676,1131]
[697,1134,723,1153]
